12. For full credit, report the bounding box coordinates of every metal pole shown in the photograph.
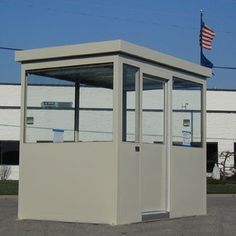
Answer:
[191,111,194,143]
[200,10,203,65]
[74,83,80,142]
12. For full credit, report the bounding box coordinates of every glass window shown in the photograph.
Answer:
[172,78,202,147]
[25,64,113,143]
[207,142,218,172]
[78,65,113,141]
[0,141,19,165]
[142,75,165,144]
[122,64,139,142]
[26,73,75,143]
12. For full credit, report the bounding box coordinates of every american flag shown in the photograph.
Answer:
[200,23,215,50]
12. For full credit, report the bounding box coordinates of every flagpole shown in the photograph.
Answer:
[200,9,203,65]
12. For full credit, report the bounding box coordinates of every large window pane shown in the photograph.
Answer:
[25,64,113,143]
[78,65,113,141]
[122,64,139,142]
[142,75,165,144]
[172,78,202,147]
[26,74,75,143]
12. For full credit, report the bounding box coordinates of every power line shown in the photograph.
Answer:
[1,46,236,71]
[1,0,234,35]
[0,47,23,51]
[213,66,236,70]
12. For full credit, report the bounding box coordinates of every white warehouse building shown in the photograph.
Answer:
[0,83,236,179]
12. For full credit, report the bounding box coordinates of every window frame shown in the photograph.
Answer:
[122,63,140,142]
[24,62,114,144]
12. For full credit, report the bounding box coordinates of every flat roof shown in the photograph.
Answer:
[15,40,211,78]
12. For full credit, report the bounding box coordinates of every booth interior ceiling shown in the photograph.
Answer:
[173,78,202,90]
[29,64,113,89]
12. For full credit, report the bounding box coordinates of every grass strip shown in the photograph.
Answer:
[1,181,236,195]
[0,180,18,195]
[207,184,236,194]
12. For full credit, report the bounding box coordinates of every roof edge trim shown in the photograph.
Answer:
[15,40,211,78]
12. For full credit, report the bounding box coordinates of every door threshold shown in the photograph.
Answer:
[142,210,169,221]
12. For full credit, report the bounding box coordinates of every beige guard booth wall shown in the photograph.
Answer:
[15,40,211,225]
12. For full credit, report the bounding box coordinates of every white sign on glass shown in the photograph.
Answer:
[182,130,191,146]
[53,129,64,143]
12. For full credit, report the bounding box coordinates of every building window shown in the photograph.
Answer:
[234,143,236,169]
[0,141,19,165]
[172,78,202,147]
[142,74,165,144]
[207,142,218,172]
[122,64,139,142]
[26,117,34,125]
[25,63,113,143]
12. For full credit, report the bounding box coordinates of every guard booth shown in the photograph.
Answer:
[15,40,211,225]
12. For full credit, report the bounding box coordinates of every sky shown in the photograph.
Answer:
[0,0,235,89]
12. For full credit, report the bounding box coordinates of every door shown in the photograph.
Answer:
[119,63,168,223]
[140,74,167,218]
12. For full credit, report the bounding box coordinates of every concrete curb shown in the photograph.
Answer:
[207,194,236,197]
[0,195,18,198]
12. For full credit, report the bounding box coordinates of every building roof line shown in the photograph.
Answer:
[1,82,236,92]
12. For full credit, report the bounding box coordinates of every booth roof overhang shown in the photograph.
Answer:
[15,40,211,79]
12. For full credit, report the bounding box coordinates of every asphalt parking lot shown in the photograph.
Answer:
[1,195,236,236]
